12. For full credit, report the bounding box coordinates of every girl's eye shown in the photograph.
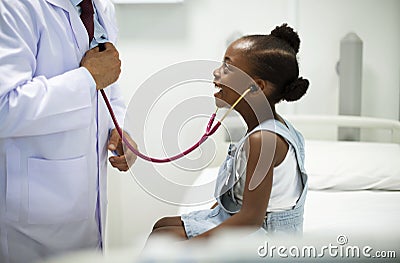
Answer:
[222,62,231,73]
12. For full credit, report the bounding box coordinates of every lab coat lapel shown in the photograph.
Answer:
[45,0,90,53]
[93,0,118,42]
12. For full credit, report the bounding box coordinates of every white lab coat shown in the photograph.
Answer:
[0,0,125,262]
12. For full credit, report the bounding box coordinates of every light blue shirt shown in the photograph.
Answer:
[70,0,109,48]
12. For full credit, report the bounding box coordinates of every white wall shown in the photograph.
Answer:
[297,0,400,119]
[106,0,400,250]
[296,0,400,140]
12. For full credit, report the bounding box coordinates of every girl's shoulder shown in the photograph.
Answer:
[247,128,289,167]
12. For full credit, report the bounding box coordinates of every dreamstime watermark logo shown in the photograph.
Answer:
[257,235,397,259]
[123,60,275,206]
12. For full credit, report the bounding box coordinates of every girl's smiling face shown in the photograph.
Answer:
[213,39,256,109]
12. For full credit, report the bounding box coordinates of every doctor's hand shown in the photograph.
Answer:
[108,128,138,172]
[80,42,121,90]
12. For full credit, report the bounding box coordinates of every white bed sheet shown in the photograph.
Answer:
[304,189,400,237]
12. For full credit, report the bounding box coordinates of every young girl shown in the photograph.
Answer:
[149,23,309,240]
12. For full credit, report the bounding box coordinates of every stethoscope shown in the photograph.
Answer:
[99,43,256,163]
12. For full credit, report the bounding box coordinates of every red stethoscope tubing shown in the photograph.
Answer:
[100,89,221,163]
[97,43,251,163]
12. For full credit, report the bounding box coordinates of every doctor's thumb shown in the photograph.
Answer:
[108,129,120,151]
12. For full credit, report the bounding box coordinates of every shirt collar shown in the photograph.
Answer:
[70,0,83,7]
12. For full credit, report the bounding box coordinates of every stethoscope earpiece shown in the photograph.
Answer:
[249,85,258,93]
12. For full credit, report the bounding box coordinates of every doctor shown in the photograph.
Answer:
[0,0,137,262]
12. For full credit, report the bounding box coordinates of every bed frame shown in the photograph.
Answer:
[285,114,400,143]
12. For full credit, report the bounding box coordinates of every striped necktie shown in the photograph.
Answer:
[79,0,94,43]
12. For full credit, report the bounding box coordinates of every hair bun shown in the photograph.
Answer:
[283,77,309,102]
[270,23,300,54]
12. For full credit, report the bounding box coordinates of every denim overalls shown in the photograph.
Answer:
[181,118,308,238]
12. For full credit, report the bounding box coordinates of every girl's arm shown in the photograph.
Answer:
[194,130,288,239]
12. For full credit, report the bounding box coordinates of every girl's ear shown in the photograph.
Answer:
[252,79,276,101]
[254,79,266,91]
[254,79,272,93]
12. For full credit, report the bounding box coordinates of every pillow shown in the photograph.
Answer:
[304,140,400,190]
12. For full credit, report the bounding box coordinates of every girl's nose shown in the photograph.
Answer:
[213,66,221,79]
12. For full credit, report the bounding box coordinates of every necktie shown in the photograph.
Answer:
[79,0,94,43]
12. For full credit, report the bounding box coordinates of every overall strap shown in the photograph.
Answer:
[232,119,308,210]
